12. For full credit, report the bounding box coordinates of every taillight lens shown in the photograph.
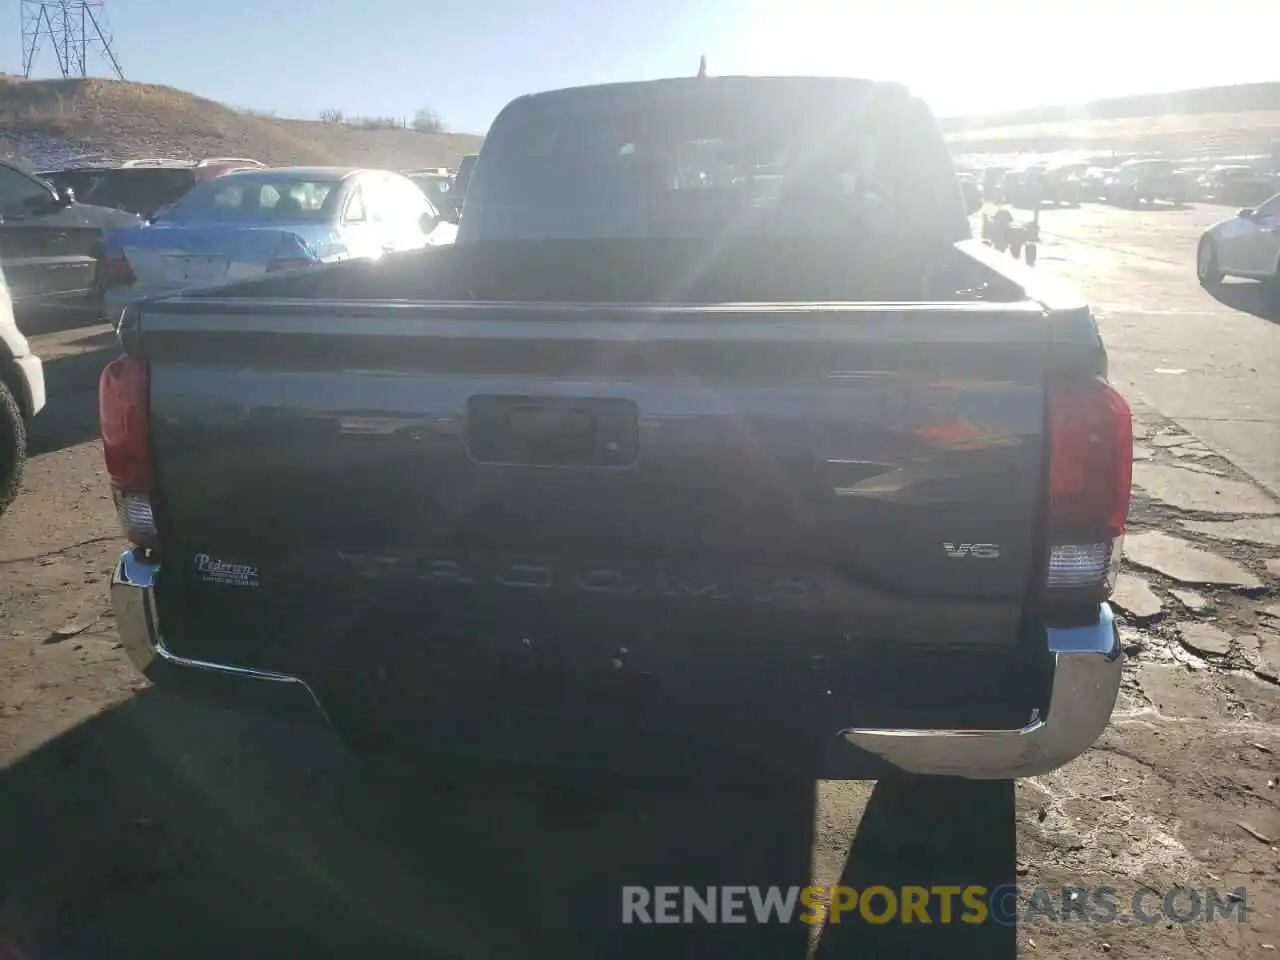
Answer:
[1043,376,1133,600]
[99,355,157,548]
[101,248,136,288]
[266,235,318,273]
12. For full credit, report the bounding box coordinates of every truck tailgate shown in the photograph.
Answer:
[140,295,1052,674]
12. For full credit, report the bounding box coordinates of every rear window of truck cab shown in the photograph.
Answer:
[463,82,968,244]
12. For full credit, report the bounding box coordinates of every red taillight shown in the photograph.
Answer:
[1043,377,1133,599]
[1048,378,1133,533]
[101,249,136,288]
[99,355,157,547]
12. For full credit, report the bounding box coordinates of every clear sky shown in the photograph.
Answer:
[7,0,1278,134]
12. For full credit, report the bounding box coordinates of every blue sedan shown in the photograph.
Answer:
[100,166,457,312]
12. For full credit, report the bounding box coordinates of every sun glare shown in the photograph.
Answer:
[713,0,1279,117]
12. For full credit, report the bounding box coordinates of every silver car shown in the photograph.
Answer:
[1197,191,1280,289]
[0,263,47,511]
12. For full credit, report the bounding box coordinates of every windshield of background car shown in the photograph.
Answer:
[161,175,339,223]
[463,87,968,243]
[84,168,198,211]
[0,165,52,212]
[411,175,451,200]
[454,156,478,193]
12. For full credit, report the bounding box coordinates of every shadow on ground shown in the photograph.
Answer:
[1100,201,1192,212]
[1207,279,1280,322]
[1010,201,1081,211]
[25,331,118,457]
[14,306,103,340]
[0,692,1017,959]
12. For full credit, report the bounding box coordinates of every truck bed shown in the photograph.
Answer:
[122,238,1108,768]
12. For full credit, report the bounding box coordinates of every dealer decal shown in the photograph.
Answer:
[194,553,260,587]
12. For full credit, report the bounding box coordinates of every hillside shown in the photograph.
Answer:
[5,74,1278,169]
[945,82,1280,157]
[946,110,1280,159]
[942,82,1280,133]
[0,76,483,171]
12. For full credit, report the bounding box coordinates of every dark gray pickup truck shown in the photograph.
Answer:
[103,76,1132,780]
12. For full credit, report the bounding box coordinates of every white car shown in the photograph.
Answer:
[0,263,47,510]
[1197,191,1280,289]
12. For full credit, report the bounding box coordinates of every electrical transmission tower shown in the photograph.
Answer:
[21,1,125,81]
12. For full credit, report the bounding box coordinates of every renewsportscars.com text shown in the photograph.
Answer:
[621,885,1248,926]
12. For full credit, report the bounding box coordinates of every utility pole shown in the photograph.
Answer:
[20,1,125,81]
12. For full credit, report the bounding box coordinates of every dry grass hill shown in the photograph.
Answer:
[945,82,1280,157]
[3,74,1279,170]
[0,75,483,170]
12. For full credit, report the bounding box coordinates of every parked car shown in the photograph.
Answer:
[1042,163,1092,205]
[1172,166,1208,200]
[103,75,1130,783]
[1105,158,1182,206]
[98,166,458,315]
[1195,164,1276,207]
[81,157,263,219]
[1196,191,1280,290]
[1196,164,1254,199]
[0,158,141,315]
[0,262,45,510]
[956,172,983,214]
[1000,168,1028,205]
[1081,167,1117,201]
[980,165,1009,202]
[405,168,457,214]
[37,166,114,200]
[1003,165,1077,208]
[452,153,479,210]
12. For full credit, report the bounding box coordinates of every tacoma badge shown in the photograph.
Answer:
[942,542,1001,560]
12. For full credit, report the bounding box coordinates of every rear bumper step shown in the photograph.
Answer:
[110,549,1122,779]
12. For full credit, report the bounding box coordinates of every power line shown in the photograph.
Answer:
[20,1,125,80]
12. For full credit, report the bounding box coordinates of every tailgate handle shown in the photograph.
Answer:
[467,396,639,468]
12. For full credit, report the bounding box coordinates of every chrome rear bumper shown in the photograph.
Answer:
[841,605,1122,778]
[110,549,1121,779]
[111,549,327,722]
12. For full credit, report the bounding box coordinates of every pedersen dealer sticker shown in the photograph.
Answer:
[194,553,260,587]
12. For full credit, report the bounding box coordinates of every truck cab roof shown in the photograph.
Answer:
[514,75,908,113]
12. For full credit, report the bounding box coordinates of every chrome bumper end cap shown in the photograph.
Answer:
[109,549,326,717]
[841,605,1122,780]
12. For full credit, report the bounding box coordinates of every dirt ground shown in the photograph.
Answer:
[1,203,1278,959]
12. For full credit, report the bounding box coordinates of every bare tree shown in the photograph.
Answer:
[411,107,445,133]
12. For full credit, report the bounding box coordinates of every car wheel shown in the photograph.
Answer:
[1197,237,1224,288]
[0,378,26,513]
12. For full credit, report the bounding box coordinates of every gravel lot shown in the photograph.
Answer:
[1,203,1278,959]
